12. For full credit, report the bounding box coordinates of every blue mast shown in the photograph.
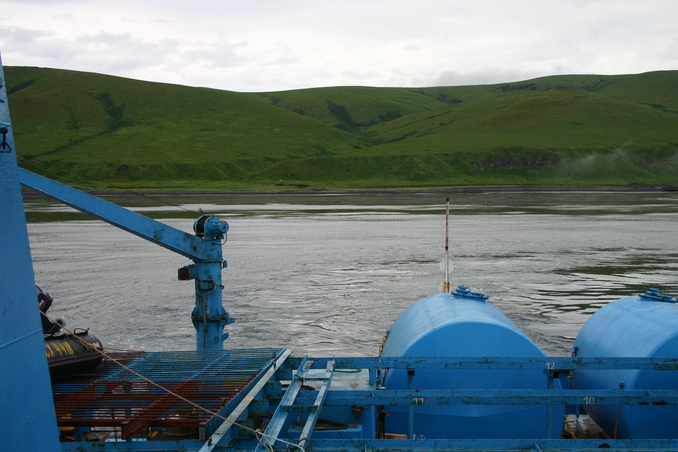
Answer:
[0,56,61,451]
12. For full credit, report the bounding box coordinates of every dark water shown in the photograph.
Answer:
[24,191,678,357]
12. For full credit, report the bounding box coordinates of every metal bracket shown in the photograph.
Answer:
[452,285,489,301]
[0,127,11,153]
[639,288,676,303]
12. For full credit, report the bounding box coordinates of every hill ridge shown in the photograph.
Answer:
[5,66,678,190]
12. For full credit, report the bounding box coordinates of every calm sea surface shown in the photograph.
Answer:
[24,191,678,357]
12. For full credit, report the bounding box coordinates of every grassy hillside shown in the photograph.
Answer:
[5,66,678,190]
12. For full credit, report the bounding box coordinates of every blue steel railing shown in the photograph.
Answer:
[282,356,678,410]
[244,355,678,452]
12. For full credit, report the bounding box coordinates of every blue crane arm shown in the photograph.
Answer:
[19,168,221,262]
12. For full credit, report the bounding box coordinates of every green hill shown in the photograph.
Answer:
[5,66,678,190]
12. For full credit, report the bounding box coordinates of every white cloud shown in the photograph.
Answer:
[0,0,676,91]
[432,69,546,87]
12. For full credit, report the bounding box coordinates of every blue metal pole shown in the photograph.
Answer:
[0,55,61,452]
[407,369,415,439]
[545,369,555,439]
[182,260,231,350]
[182,215,232,350]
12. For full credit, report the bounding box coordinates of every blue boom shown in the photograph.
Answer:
[18,168,233,351]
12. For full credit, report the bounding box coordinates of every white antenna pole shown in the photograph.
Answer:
[443,198,451,293]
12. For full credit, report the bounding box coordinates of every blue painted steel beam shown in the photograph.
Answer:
[62,440,206,451]
[19,169,219,262]
[290,388,678,406]
[296,356,678,371]
[0,54,61,452]
[545,366,556,439]
[283,437,678,451]
[297,360,335,447]
[60,437,678,452]
[255,357,314,452]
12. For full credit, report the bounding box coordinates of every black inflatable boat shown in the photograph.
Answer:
[38,286,104,379]
[45,329,103,379]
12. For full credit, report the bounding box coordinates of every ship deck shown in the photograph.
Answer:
[52,349,286,442]
[51,352,678,451]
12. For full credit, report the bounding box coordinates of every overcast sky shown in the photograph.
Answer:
[1,0,676,92]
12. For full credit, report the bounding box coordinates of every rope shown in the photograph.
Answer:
[562,369,577,439]
[92,345,145,352]
[377,330,389,357]
[563,415,576,439]
[43,313,305,452]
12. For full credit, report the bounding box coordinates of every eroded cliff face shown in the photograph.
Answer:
[471,149,568,172]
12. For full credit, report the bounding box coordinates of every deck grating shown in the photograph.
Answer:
[51,349,284,440]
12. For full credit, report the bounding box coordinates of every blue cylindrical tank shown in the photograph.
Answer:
[381,286,560,439]
[572,288,678,439]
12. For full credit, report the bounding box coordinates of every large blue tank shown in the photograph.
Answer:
[572,288,678,439]
[380,286,560,439]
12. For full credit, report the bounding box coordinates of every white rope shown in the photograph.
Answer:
[44,313,306,452]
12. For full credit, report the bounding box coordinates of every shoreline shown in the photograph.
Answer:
[22,184,676,197]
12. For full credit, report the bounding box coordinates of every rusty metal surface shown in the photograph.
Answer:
[52,349,283,440]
